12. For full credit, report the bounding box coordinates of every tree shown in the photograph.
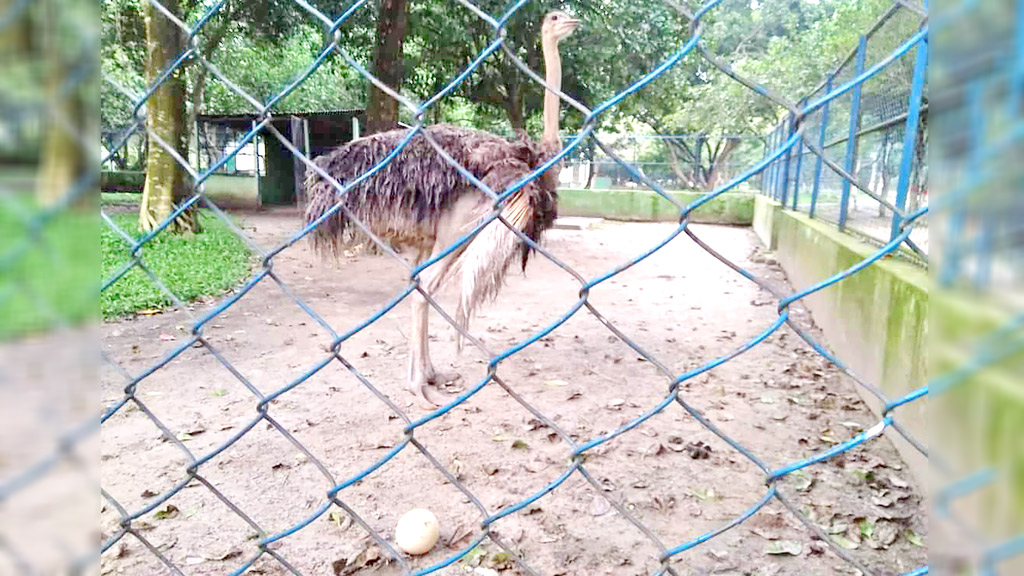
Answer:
[102,0,315,231]
[37,0,94,207]
[367,0,409,134]
[138,0,196,233]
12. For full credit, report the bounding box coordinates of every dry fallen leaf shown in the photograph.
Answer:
[764,540,803,556]
[524,459,548,474]
[203,547,242,562]
[153,504,179,520]
[329,511,352,531]
[334,545,383,576]
[832,535,860,550]
[666,435,687,452]
[589,495,612,516]
[904,529,925,547]
[606,398,626,410]
[447,522,473,547]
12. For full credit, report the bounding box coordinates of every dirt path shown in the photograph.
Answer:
[100,209,926,576]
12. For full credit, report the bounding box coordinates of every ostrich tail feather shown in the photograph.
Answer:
[451,191,534,352]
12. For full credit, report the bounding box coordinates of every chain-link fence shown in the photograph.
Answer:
[91,0,932,573]
[10,0,1022,574]
[762,2,929,258]
[927,0,1024,572]
[559,133,763,191]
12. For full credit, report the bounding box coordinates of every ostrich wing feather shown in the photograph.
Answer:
[448,158,556,350]
[303,124,545,257]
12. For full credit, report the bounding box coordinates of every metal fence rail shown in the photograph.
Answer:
[761,2,929,259]
[9,0,1005,574]
[557,133,764,191]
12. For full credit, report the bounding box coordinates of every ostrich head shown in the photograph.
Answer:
[541,10,580,44]
[540,10,579,151]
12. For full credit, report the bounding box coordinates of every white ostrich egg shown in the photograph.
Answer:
[395,508,440,555]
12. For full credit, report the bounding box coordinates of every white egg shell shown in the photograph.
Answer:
[395,508,440,555]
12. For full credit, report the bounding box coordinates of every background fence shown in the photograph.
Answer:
[2,0,1022,575]
[761,3,929,258]
[559,133,764,191]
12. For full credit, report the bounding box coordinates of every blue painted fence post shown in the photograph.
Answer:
[761,139,770,194]
[891,37,928,240]
[1009,0,1024,117]
[791,104,805,211]
[768,125,779,199]
[839,35,868,231]
[941,80,985,287]
[774,122,786,201]
[810,78,832,218]
[779,114,796,208]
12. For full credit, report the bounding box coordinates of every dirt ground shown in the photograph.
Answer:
[100,208,927,576]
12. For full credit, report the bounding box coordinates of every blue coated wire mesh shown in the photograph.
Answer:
[7,0,1021,574]
[762,2,929,257]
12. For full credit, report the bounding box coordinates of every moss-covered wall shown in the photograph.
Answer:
[755,201,1023,520]
[753,195,780,249]
[766,209,930,479]
[557,189,754,225]
[931,291,1024,531]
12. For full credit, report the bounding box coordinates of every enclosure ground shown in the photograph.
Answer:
[100,210,926,576]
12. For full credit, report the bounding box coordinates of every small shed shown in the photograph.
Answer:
[196,109,365,206]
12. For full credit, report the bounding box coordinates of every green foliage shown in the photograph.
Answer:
[101,211,253,317]
[99,0,916,139]
[0,195,98,340]
[203,25,364,113]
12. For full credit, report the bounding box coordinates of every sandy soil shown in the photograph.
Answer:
[100,209,927,576]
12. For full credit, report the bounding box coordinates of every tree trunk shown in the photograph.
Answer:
[664,140,690,188]
[366,0,409,135]
[37,86,84,207]
[36,0,86,208]
[504,82,526,133]
[878,148,891,218]
[139,0,197,234]
[0,0,32,55]
[584,141,597,188]
[183,14,231,163]
[704,137,739,190]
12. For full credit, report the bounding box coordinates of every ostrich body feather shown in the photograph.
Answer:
[304,123,559,334]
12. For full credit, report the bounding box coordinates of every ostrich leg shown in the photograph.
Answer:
[407,215,475,406]
[408,257,464,407]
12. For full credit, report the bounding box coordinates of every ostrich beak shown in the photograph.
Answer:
[559,18,580,35]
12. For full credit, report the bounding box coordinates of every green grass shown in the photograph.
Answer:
[0,195,99,339]
[101,192,141,206]
[101,210,254,318]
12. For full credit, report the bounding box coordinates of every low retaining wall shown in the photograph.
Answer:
[753,195,929,480]
[558,188,754,225]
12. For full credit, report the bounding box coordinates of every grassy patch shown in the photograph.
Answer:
[101,192,141,206]
[0,195,99,339]
[102,211,254,318]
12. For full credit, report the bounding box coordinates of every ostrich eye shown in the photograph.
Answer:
[551,15,559,21]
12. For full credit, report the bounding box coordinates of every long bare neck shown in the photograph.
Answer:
[542,34,561,149]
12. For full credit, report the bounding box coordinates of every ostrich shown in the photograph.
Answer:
[304,11,580,406]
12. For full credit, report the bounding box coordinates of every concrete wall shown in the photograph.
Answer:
[753,195,929,479]
[558,189,754,225]
[752,195,781,249]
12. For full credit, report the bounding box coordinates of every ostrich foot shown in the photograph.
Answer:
[429,369,463,392]
[409,367,462,409]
